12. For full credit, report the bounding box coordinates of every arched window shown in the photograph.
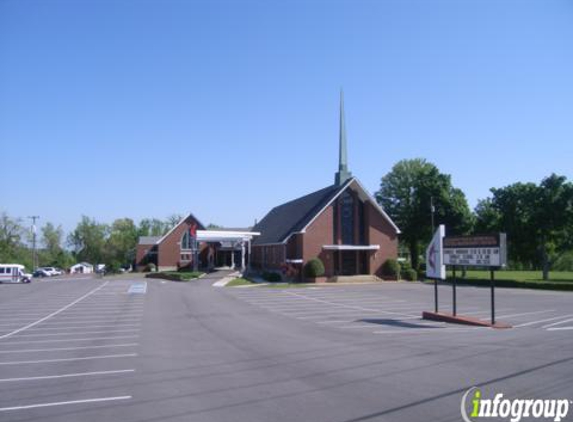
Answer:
[181,230,192,250]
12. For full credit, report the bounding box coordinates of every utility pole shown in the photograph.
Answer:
[430,197,435,233]
[28,216,40,270]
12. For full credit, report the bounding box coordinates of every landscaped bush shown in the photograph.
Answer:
[146,271,203,281]
[262,271,282,282]
[304,258,325,278]
[402,268,418,281]
[382,259,401,278]
[144,263,156,273]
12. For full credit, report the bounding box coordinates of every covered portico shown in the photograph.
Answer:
[322,244,380,276]
[197,230,260,272]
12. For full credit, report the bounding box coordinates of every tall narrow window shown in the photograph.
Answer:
[341,191,354,245]
[181,231,191,250]
[358,200,366,244]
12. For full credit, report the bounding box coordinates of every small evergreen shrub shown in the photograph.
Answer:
[304,258,325,278]
[382,259,401,278]
[145,263,156,273]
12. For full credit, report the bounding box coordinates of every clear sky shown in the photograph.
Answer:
[1,0,572,235]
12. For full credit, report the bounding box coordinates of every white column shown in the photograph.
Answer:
[231,246,235,269]
[241,240,246,272]
[247,240,252,272]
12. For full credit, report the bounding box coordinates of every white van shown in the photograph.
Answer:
[0,264,32,284]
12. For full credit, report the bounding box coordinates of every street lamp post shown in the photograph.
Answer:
[27,216,40,270]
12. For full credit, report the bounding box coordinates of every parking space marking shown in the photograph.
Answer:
[24,324,141,331]
[0,369,135,383]
[282,291,419,318]
[513,314,573,328]
[0,396,132,412]
[495,310,555,319]
[547,326,573,331]
[0,343,139,353]
[0,281,109,340]
[543,318,573,329]
[14,329,140,337]
[128,282,147,294]
[0,353,137,365]
[1,335,139,344]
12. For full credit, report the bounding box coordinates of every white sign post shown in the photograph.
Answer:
[426,225,446,280]
[426,225,445,313]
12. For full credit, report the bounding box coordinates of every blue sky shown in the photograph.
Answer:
[1,0,572,235]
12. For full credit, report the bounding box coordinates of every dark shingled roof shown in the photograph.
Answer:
[253,183,345,245]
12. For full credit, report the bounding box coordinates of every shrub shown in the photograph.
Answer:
[262,271,282,282]
[402,269,418,281]
[382,259,401,278]
[304,258,325,278]
[144,263,156,273]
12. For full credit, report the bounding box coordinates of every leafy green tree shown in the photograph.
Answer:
[137,218,167,237]
[475,174,573,280]
[376,158,474,269]
[0,212,32,268]
[39,222,74,268]
[68,216,109,264]
[106,218,138,269]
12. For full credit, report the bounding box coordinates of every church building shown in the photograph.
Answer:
[250,93,400,280]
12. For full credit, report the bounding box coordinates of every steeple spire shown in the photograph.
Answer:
[335,89,352,186]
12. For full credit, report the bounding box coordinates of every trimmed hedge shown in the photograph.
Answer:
[146,271,203,281]
[382,259,401,278]
[304,258,325,278]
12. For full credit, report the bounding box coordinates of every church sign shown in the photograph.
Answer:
[443,233,507,268]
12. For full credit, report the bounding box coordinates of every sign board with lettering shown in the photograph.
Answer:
[443,233,507,268]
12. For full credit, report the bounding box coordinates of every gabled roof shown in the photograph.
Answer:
[252,182,349,245]
[138,236,161,245]
[252,177,400,246]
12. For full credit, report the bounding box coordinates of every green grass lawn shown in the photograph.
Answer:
[226,278,255,287]
[434,270,573,291]
[450,270,573,283]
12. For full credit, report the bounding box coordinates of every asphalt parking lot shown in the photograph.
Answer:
[0,274,571,422]
[226,282,573,334]
[0,278,144,419]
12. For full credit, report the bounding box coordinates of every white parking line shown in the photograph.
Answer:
[513,314,573,328]
[282,291,419,318]
[0,396,132,412]
[0,369,135,382]
[547,327,573,331]
[0,281,109,340]
[0,343,139,353]
[1,335,139,344]
[0,353,137,365]
[13,329,140,337]
[496,310,555,319]
[24,324,141,331]
[543,318,573,329]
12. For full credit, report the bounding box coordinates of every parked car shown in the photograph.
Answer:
[33,269,51,278]
[37,267,61,276]
[0,264,32,283]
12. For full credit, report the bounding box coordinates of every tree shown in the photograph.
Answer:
[137,218,167,237]
[106,218,138,269]
[376,158,474,269]
[40,222,74,268]
[68,216,109,264]
[475,174,573,280]
[0,212,32,268]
